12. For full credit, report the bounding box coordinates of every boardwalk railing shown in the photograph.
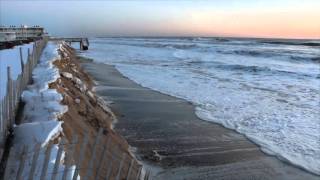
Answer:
[50,37,89,50]
[4,128,152,180]
[0,38,48,155]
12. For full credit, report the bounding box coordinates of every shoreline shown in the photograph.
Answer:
[52,43,144,179]
[3,42,146,179]
[79,58,319,179]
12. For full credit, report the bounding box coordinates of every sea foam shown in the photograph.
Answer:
[84,37,320,175]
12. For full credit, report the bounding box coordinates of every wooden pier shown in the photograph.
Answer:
[50,37,89,50]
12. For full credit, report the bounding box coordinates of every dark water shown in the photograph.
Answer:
[83,37,320,175]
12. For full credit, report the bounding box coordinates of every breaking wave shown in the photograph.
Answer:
[84,37,320,175]
[261,40,320,47]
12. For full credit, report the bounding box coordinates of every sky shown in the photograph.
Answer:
[0,0,319,39]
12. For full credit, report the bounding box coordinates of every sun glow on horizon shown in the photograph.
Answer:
[0,0,319,39]
[179,8,320,39]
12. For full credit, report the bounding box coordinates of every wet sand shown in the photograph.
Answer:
[81,61,318,180]
[50,47,142,180]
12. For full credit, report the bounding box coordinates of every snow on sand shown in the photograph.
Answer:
[4,42,75,179]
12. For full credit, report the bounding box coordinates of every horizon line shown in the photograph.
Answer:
[91,35,320,41]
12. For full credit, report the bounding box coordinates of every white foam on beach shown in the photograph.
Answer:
[117,64,320,175]
[84,37,320,175]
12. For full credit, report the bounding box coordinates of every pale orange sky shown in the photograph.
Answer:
[1,0,320,39]
[177,8,320,39]
[148,2,320,39]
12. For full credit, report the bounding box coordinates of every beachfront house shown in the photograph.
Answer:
[0,32,16,42]
[0,25,45,41]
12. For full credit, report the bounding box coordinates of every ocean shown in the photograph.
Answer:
[82,37,320,175]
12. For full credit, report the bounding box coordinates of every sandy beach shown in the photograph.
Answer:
[51,46,144,179]
[2,1,319,179]
[80,60,319,180]
[2,43,146,180]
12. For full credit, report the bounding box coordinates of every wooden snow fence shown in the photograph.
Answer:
[4,128,151,180]
[0,38,48,157]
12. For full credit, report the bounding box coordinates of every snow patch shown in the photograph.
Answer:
[4,42,76,179]
[61,72,73,79]
[16,41,65,139]
[13,121,62,147]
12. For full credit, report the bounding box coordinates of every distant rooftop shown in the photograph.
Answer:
[0,25,43,29]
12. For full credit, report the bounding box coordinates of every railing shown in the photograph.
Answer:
[4,128,152,180]
[50,37,89,50]
[0,38,48,155]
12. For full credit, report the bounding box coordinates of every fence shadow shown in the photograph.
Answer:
[4,127,151,180]
[0,39,48,156]
[1,40,152,180]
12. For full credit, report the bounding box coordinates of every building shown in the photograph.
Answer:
[0,32,16,42]
[0,25,45,41]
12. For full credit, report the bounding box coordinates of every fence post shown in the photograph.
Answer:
[144,170,150,180]
[29,49,33,81]
[3,98,7,135]
[32,43,36,70]
[40,142,53,180]
[25,57,29,87]
[16,76,21,101]
[35,41,39,63]
[72,131,89,180]
[12,81,16,115]
[13,80,17,106]
[19,47,24,72]
[126,159,134,180]
[28,143,41,180]
[16,145,28,180]
[136,167,142,180]
[62,135,78,180]
[83,128,103,180]
[94,134,110,180]
[35,41,39,64]
[105,157,113,180]
[51,139,65,180]
[0,101,3,135]
[0,100,3,149]
[116,153,126,180]
[26,49,31,90]
[7,66,13,127]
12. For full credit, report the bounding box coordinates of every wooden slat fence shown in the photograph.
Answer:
[4,128,152,180]
[0,38,48,156]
